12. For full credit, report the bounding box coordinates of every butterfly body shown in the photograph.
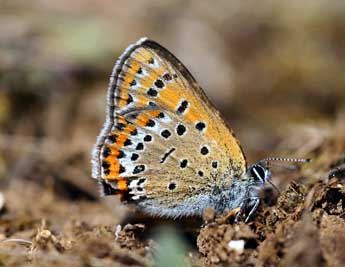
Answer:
[134,177,263,218]
[92,37,267,220]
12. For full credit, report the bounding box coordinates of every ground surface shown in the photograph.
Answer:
[1,141,345,267]
[1,1,345,266]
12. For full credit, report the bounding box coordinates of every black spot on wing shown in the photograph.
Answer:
[107,135,117,143]
[129,80,137,87]
[116,123,126,131]
[195,122,206,131]
[176,100,189,114]
[157,112,165,119]
[124,139,132,146]
[131,128,138,136]
[144,135,152,142]
[176,124,186,136]
[161,129,171,139]
[154,79,165,89]
[168,182,176,190]
[127,94,133,104]
[102,160,110,169]
[200,146,209,155]
[133,165,145,174]
[117,150,125,159]
[137,178,146,185]
[102,147,111,158]
[148,57,155,64]
[147,88,158,97]
[146,119,155,127]
[131,153,139,161]
[180,159,188,168]
[119,164,126,174]
[136,143,144,150]
[163,73,172,81]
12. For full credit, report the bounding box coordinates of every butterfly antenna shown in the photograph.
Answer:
[259,157,311,165]
[267,179,281,194]
[268,162,299,170]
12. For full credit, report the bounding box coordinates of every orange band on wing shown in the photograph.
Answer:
[116,179,128,190]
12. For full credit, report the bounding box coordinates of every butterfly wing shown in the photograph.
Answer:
[92,38,246,217]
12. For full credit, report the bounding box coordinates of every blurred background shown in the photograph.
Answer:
[0,1,345,264]
[0,0,345,266]
[1,0,345,191]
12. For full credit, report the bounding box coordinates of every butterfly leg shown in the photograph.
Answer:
[234,202,246,223]
[244,198,260,223]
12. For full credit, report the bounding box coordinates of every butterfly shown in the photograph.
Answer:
[92,37,309,221]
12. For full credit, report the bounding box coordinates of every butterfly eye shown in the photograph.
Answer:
[250,165,266,182]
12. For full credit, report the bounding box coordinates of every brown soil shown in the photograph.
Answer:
[2,160,345,267]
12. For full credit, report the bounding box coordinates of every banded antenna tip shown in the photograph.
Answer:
[259,157,311,164]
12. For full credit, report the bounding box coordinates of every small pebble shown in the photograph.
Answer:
[114,224,122,240]
[228,240,245,254]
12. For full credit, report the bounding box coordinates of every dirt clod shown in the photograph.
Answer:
[197,223,257,264]
[320,214,345,267]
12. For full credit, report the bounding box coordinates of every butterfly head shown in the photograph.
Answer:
[225,157,311,222]
[247,163,271,186]
[247,157,311,187]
